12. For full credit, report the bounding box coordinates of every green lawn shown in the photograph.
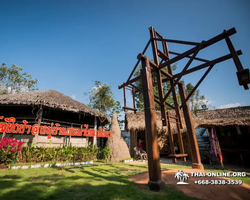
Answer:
[1,162,249,200]
[0,162,199,200]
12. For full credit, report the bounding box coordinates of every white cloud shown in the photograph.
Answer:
[71,94,76,100]
[92,86,100,91]
[219,103,241,109]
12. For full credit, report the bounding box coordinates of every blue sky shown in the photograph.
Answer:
[0,0,249,115]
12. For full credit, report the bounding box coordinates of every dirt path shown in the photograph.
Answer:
[129,169,250,200]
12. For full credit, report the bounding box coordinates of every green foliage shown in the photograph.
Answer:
[98,146,112,162]
[0,63,38,95]
[133,62,208,113]
[185,83,209,113]
[15,145,98,164]
[84,80,124,128]
[133,62,179,111]
[0,137,23,164]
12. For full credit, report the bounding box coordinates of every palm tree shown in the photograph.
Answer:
[174,170,184,181]
[182,173,189,182]
[175,170,189,184]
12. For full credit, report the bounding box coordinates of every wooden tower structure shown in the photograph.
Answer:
[118,27,249,191]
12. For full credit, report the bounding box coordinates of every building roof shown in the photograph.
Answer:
[125,106,250,132]
[194,106,250,127]
[0,90,110,124]
[125,110,194,134]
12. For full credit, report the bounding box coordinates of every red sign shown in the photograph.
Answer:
[0,116,112,139]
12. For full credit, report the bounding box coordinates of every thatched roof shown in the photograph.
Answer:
[0,90,110,124]
[194,106,250,127]
[125,106,250,133]
[125,110,193,134]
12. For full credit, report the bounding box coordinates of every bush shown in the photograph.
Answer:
[98,146,112,162]
[17,144,98,164]
[0,137,98,165]
[0,137,23,164]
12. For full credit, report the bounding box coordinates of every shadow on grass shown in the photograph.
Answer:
[0,165,200,200]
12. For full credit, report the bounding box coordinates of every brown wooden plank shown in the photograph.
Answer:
[140,55,164,190]
[180,64,214,109]
[157,49,169,61]
[150,27,167,127]
[132,88,136,114]
[158,27,237,70]
[168,154,188,158]
[123,86,127,112]
[166,112,177,163]
[169,51,209,62]
[162,50,242,83]
[163,42,205,103]
[178,82,204,170]
[123,106,137,111]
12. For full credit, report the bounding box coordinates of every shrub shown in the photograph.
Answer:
[99,146,112,162]
[1,138,100,165]
[0,137,23,164]
[16,144,98,164]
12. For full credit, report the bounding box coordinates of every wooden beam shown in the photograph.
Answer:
[168,154,188,158]
[161,34,184,129]
[140,55,164,191]
[93,116,97,146]
[132,88,136,114]
[158,28,237,70]
[149,27,167,126]
[166,112,177,163]
[162,50,242,83]
[176,120,186,161]
[178,82,204,170]
[123,106,137,111]
[126,39,151,83]
[152,38,200,46]
[163,42,205,103]
[169,51,209,62]
[157,49,169,61]
[180,64,215,109]
[224,31,249,90]
[123,86,127,112]
[118,75,141,89]
[34,106,43,147]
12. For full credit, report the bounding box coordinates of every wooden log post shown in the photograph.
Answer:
[178,82,204,170]
[132,87,136,114]
[166,112,177,163]
[149,27,167,126]
[34,106,43,147]
[176,119,186,162]
[139,54,165,191]
[130,130,137,158]
[1,131,6,139]
[93,116,97,146]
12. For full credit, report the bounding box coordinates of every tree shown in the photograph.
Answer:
[133,62,178,111]
[0,63,38,95]
[185,83,208,113]
[132,62,208,113]
[84,81,124,128]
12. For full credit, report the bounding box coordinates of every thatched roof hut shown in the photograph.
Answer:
[125,106,250,132]
[125,110,193,157]
[0,90,110,124]
[194,106,250,127]
[125,110,198,134]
